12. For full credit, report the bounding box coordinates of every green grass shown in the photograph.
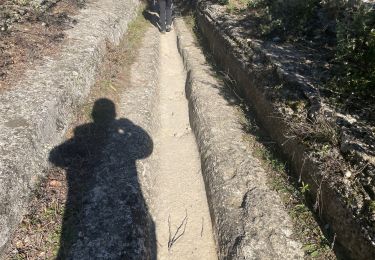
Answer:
[226,0,252,13]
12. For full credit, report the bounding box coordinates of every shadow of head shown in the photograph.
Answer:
[90,98,153,160]
[91,98,116,125]
[49,97,153,168]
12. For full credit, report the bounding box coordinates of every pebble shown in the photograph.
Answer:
[49,180,62,187]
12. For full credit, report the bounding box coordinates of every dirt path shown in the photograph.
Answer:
[148,30,217,259]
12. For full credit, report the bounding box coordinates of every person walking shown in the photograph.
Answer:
[159,0,173,33]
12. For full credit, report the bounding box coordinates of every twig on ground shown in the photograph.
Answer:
[313,176,326,217]
[168,210,188,251]
[331,233,336,250]
[282,134,297,146]
[299,157,306,183]
[219,70,244,102]
[200,217,204,237]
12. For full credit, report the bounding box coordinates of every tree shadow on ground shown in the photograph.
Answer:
[49,98,156,259]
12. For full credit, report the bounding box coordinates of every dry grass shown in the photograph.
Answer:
[0,0,84,92]
[226,0,251,13]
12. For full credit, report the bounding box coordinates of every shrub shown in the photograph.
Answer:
[242,0,374,98]
[334,2,375,96]
[245,0,320,38]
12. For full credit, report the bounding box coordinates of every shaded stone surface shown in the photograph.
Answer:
[192,1,375,258]
[0,0,140,256]
[174,18,304,260]
[51,26,160,259]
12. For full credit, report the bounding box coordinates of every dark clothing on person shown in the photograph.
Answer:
[159,0,172,31]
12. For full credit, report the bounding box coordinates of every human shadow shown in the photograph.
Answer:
[49,98,156,259]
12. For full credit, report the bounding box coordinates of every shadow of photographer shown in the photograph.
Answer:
[49,98,156,259]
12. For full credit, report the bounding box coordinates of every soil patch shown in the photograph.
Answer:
[0,0,84,92]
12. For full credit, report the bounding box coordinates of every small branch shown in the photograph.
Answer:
[200,217,204,237]
[331,233,336,250]
[168,210,188,251]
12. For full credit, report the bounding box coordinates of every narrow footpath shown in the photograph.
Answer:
[149,29,217,259]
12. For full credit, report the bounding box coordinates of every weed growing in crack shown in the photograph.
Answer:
[300,182,310,194]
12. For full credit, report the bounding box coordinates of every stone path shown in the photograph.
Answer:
[149,28,217,259]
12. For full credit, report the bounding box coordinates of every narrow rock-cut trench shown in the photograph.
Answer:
[109,24,217,258]
[148,30,217,259]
